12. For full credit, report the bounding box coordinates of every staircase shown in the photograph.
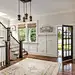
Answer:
[10,34,28,60]
[10,35,19,60]
[0,22,7,68]
[0,22,28,67]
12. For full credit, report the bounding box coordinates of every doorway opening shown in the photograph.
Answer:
[57,27,62,57]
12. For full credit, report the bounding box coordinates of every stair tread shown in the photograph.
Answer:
[11,49,26,53]
[14,51,27,55]
[10,46,19,49]
[16,53,27,58]
[10,44,19,46]
[14,50,25,54]
[0,36,4,38]
[11,49,19,52]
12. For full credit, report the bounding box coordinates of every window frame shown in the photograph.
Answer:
[18,21,38,43]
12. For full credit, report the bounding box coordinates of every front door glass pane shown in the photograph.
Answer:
[62,25,73,61]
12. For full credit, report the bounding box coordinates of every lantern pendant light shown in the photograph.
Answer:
[25,3,28,19]
[17,0,32,22]
[18,0,21,21]
[23,2,25,22]
[29,1,32,21]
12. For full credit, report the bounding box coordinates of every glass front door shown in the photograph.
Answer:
[62,25,73,61]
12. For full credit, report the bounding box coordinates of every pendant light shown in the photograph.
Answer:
[23,2,25,22]
[29,1,32,21]
[18,0,21,21]
[17,0,32,22]
[25,3,28,19]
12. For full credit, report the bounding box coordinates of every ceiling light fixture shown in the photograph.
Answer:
[18,0,32,22]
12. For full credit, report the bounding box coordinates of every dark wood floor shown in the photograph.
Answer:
[27,54,75,75]
[1,54,75,75]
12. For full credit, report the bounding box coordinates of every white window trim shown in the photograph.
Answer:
[20,21,38,43]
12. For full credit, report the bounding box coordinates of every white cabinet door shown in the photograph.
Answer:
[38,36,46,53]
[46,36,52,54]
[47,36,57,57]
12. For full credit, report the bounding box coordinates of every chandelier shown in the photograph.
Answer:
[18,0,32,22]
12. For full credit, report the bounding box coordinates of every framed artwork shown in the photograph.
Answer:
[40,26,54,33]
[38,25,56,36]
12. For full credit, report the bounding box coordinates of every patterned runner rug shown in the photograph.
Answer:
[0,58,59,75]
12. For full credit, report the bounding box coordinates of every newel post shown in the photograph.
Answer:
[5,27,10,66]
[5,41,10,66]
[19,40,23,58]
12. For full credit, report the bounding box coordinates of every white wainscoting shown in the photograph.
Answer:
[23,34,57,57]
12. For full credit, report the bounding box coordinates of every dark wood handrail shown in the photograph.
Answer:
[19,41,23,58]
[11,34,20,44]
[0,22,7,29]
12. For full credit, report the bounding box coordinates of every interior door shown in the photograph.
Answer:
[62,25,73,61]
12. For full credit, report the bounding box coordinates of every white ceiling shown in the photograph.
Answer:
[0,0,75,19]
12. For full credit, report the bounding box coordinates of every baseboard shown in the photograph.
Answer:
[28,53,57,58]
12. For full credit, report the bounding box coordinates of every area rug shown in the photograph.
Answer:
[0,58,59,75]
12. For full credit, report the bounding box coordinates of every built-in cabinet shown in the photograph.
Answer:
[23,34,57,57]
[38,35,46,53]
[46,35,57,57]
[38,34,57,57]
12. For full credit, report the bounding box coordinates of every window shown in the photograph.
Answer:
[18,24,26,41]
[28,23,36,42]
[18,22,37,42]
